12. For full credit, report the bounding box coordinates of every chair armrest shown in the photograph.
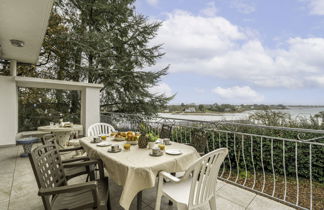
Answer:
[159,171,181,183]
[38,181,97,196]
[62,156,89,164]
[63,159,99,168]
[59,146,83,152]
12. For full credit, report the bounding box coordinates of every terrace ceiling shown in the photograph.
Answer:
[0,0,54,64]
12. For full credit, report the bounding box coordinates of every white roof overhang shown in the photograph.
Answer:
[0,0,54,64]
[15,76,104,91]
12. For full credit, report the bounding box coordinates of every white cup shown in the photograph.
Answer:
[152,147,161,155]
[93,137,100,143]
[111,144,120,151]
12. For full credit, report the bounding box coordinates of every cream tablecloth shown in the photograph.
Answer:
[80,137,200,210]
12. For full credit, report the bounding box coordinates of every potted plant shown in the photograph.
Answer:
[147,132,159,149]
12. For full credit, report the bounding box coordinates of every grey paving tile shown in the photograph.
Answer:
[108,180,148,210]
[153,197,178,210]
[143,205,153,210]
[0,157,16,175]
[216,183,256,207]
[0,173,13,202]
[216,180,226,191]
[142,186,157,205]
[0,146,18,155]
[13,159,33,175]
[10,173,38,199]
[215,196,245,210]
[247,195,295,210]
[8,192,43,210]
[0,199,9,210]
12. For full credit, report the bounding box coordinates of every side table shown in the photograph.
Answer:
[16,137,40,157]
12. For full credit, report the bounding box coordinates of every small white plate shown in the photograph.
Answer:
[96,142,111,147]
[149,152,163,157]
[165,149,182,155]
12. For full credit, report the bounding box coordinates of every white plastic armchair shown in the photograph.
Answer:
[87,123,116,137]
[155,148,228,210]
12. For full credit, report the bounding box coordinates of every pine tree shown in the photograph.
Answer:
[56,0,173,115]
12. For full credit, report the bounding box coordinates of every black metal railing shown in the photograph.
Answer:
[101,112,324,210]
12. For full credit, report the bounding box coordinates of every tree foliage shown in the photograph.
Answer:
[6,0,172,131]
[53,0,173,114]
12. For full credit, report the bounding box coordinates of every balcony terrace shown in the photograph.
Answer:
[1,144,294,210]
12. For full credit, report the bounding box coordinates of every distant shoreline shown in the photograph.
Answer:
[162,111,250,116]
[161,106,324,116]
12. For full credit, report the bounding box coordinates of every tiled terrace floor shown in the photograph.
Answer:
[0,145,295,210]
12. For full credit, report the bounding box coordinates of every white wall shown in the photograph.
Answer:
[81,87,101,136]
[0,76,17,146]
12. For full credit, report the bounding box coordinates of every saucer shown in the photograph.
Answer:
[96,142,111,147]
[107,148,122,153]
[165,149,182,155]
[91,141,100,144]
[149,152,163,157]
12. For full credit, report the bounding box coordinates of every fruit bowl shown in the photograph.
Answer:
[114,137,126,141]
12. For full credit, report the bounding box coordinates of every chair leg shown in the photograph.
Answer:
[137,191,143,210]
[107,179,112,210]
[154,193,162,210]
[168,172,176,206]
[209,195,217,210]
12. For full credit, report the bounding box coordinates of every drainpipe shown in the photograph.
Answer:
[10,60,17,76]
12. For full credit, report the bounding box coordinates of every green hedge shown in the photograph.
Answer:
[170,125,323,183]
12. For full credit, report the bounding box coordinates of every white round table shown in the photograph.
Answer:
[38,124,83,148]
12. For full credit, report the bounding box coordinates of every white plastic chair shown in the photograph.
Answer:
[155,148,228,210]
[87,123,116,137]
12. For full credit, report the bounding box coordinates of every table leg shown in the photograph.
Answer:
[137,191,142,210]
[21,143,33,157]
[55,131,72,148]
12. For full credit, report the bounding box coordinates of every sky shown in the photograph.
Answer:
[135,0,324,105]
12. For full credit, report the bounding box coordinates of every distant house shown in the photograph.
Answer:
[184,107,196,112]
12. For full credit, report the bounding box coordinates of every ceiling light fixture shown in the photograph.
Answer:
[10,39,24,47]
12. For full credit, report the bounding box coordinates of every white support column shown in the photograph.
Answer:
[0,76,18,146]
[10,60,17,76]
[81,87,101,136]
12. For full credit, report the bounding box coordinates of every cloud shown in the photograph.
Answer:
[194,88,206,94]
[200,2,218,17]
[307,75,324,87]
[213,86,264,102]
[146,0,158,6]
[231,0,255,14]
[150,11,324,89]
[152,10,246,60]
[148,82,173,97]
[308,0,324,15]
